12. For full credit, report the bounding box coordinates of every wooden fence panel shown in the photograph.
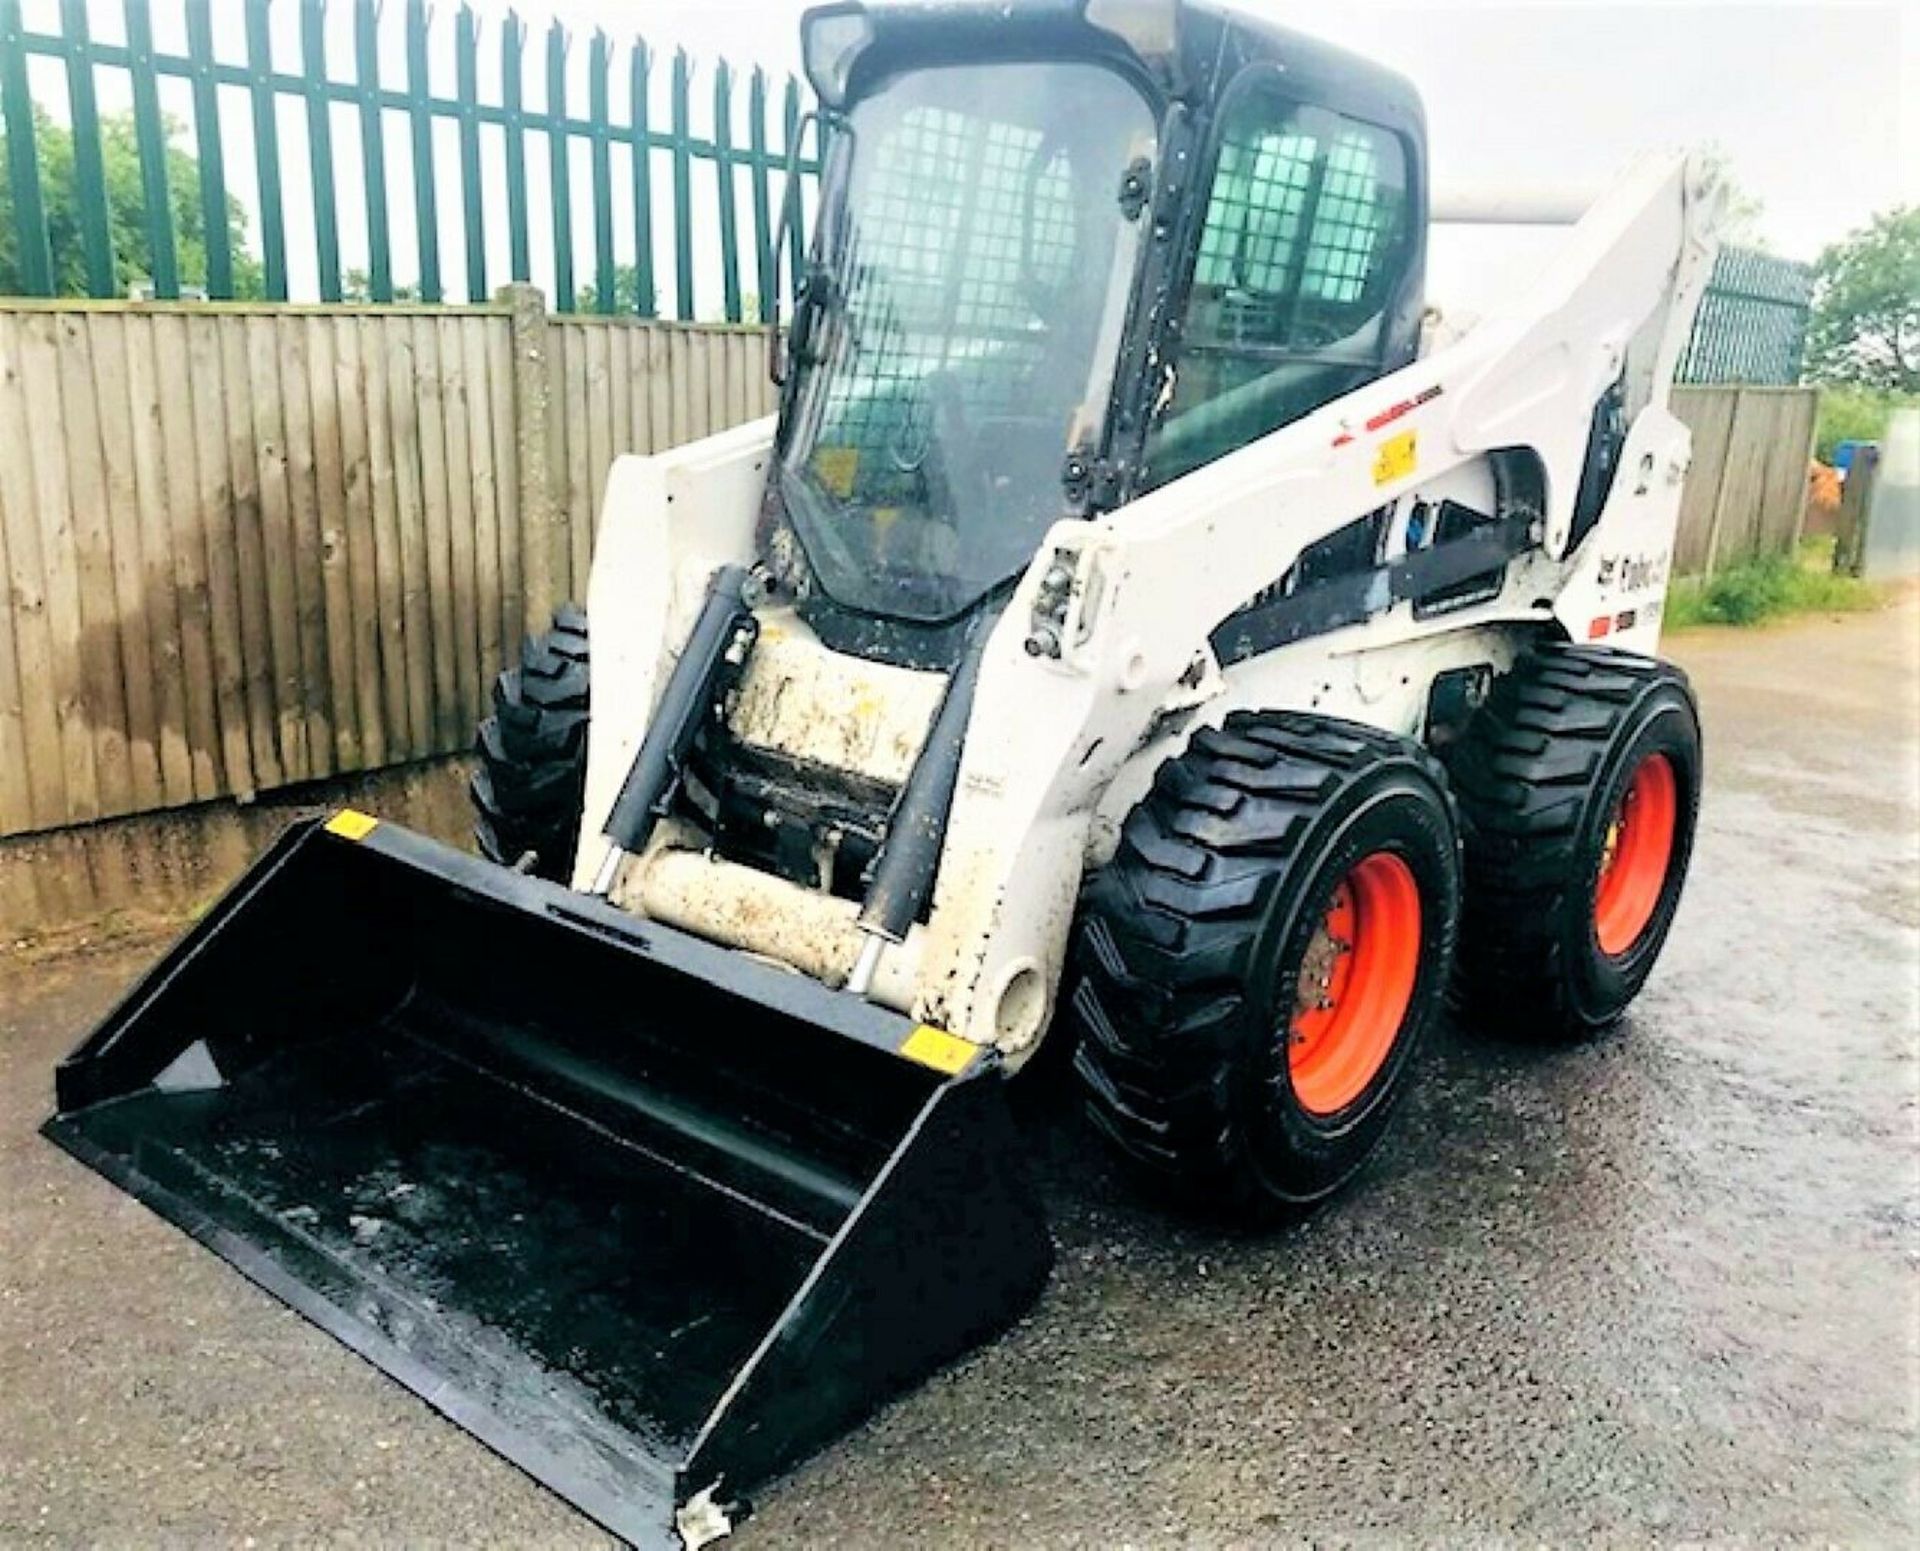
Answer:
[462,317,506,732]
[0,317,32,832]
[332,316,386,772]
[385,320,434,759]
[305,317,360,772]
[1672,386,1819,577]
[87,315,163,813]
[122,315,196,808]
[435,314,481,740]
[55,312,136,816]
[0,313,65,830]
[0,298,774,840]
[22,313,101,821]
[217,314,281,792]
[174,313,245,800]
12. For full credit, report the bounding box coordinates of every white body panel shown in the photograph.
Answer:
[574,417,774,891]
[573,150,1720,1057]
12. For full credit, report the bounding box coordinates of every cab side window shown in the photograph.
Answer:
[1143,81,1412,488]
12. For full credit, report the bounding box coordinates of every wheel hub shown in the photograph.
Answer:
[1286,852,1423,1117]
[1593,752,1680,957]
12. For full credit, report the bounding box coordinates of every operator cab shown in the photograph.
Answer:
[766,0,1428,660]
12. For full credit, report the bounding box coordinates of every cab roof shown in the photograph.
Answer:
[802,0,1424,136]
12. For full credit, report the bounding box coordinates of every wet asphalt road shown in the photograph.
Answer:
[3,599,1916,1546]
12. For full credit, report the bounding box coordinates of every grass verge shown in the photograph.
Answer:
[1665,538,1882,629]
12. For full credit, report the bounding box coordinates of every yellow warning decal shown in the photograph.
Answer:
[1372,428,1417,486]
[324,808,379,841]
[899,1024,978,1076]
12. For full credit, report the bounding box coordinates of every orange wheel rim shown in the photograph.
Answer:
[1593,752,1679,957]
[1287,852,1423,1117]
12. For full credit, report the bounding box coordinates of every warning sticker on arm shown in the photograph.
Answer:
[1372,429,1417,486]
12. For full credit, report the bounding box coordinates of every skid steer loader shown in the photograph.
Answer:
[46,1,1720,1543]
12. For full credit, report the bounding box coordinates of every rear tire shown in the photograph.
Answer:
[1069,712,1462,1216]
[1445,643,1701,1040]
[471,605,590,881]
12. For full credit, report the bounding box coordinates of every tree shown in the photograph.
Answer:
[0,105,264,299]
[1805,207,1920,394]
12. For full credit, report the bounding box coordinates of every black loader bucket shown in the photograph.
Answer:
[44,814,1052,1548]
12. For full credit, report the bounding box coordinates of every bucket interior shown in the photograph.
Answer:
[47,825,978,1541]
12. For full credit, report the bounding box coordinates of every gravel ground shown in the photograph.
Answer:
[3,598,1915,1547]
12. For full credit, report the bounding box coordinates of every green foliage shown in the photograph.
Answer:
[1814,384,1919,462]
[0,105,264,299]
[1805,206,1920,394]
[341,269,421,305]
[1665,541,1881,629]
[575,264,763,322]
[575,265,652,316]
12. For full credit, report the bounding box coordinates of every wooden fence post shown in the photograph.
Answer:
[502,283,559,632]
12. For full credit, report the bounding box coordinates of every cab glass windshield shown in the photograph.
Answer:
[779,62,1157,621]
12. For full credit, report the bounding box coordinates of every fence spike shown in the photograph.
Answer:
[748,66,775,324]
[629,37,656,317]
[502,9,531,283]
[294,0,335,302]
[671,49,694,320]
[455,4,487,302]
[354,0,394,302]
[588,30,616,315]
[405,0,442,303]
[546,18,575,312]
[59,0,116,297]
[713,59,741,323]
[123,0,180,299]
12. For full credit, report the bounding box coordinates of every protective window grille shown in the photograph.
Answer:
[1143,96,1408,489]
[812,103,1077,501]
[1195,132,1314,292]
[1300,134,1384,305]
[1192,107,1396,351]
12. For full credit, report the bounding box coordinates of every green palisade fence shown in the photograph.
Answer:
[0,0,817,318]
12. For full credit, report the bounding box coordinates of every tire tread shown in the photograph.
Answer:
[471,608,590,879]
[1445,642,1694,1037]
[1070,711,1452,1205]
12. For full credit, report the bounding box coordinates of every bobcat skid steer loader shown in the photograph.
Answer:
[47,1,1720,1544]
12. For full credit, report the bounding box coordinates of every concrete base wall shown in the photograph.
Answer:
[0,757,473,943]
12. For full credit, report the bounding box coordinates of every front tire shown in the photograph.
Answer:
[1446,644,1702,1040]
[1070,712,1462,1215]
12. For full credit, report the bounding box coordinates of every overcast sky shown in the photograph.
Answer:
[511,0,1916,263]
